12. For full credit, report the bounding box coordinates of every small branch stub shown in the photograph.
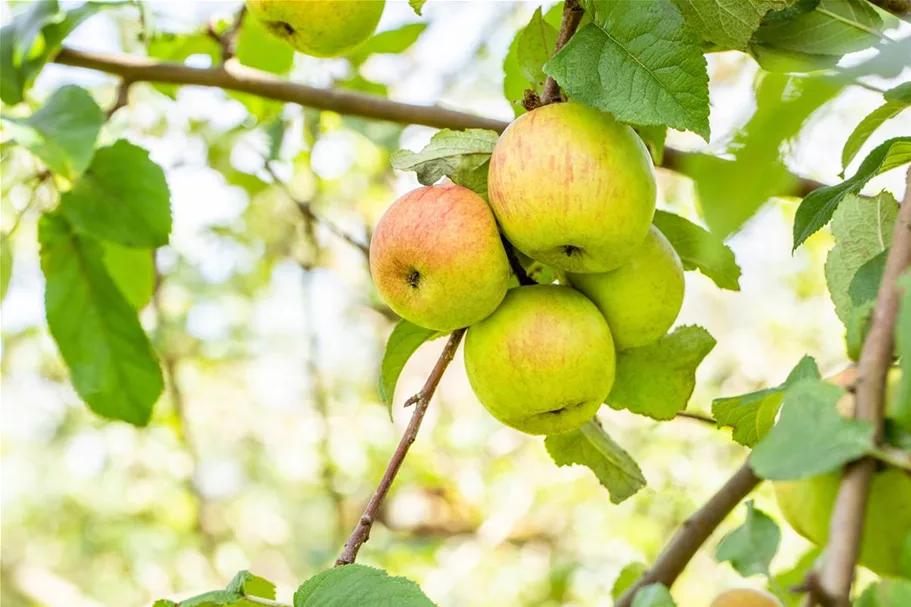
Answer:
[540,0,584,105]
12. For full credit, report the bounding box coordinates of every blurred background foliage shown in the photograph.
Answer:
[0,1,909,606]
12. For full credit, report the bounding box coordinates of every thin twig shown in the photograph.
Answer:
[615,461,761,607]
[51,46,828,198]
[105,79,132,119]
[675,410,717,425]
[335,329,466,566]
[264,163,370,257]
[540,0,584,104]
[816,167,911,605]
[869,445,911,472]
[208,5,247,62]
[297,188,349,547]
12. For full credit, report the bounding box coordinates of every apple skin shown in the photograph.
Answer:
[567,226,684,351]
[488,102,657,273]
[774,466,911,578]
[370,185,511,332]
[246,0,385,58]
[711,588,782,607]
[464,285,616,435]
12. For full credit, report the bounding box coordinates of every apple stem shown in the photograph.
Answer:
[335,329,466,566]
[811,166,911,606]
[540,0,585,105]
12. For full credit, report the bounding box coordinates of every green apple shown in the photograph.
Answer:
[488,102,656,273]
[370,185,510,332]
[464,285,616,435]
[567,226,684,351]
[774,466,911,578]
[246,0,385,58]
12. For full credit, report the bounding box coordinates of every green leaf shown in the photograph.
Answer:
[179,590,245,607]
[713,355,820,447]
[38,213,163,426]
[544,419,647,504]
[894,273,911,430]
[153,601,178,607]
[293,564,436,607]
[236,11,294,75]
[715,500,781,577]
[842,83,911,171]
[761,0,820,24]
[378,320,439,411]
[390,129,499,196]
[612,562,648,600]
[652,210,741,290]
[545,0,710,140]
[1,85,104,180]
[226,571,276,600]
[848,248,888,308]
[845,299,875,362]
[337,74,388,97]
[1,235,12,303]
[503,4,564,115]
[772,547,822,607]
[687,73,839,238]
[409,0,428,16]
[606,325,716,420]
[794,137,911,249]
[60,140,172,248]
[750,379,873,480]
[101,243,155,310]
[855,579,911,607]
[265,118,285,162]
[9,0,61,65]
[631,583,677,607]
[517,7,558,90]
[753,0,883,57]
[824,192,898,326]
[635,125,667,165]
[349,23,428,66]
[748,44,841,74]
[673,0,796,50]
[0,1,111,105]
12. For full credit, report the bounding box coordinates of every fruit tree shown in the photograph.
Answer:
[1,1,910,606]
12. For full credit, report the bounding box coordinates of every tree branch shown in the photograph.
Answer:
[105,78,132,119]
[264,163,370,257]
[815,166,911,606]
[335,329,466,566]
[615,461,761,607]
[51,46,827,199]
[541,0,584,104]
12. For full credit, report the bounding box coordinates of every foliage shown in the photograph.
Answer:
[1,0,909,605]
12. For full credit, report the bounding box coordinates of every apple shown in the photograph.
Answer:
[464,285,616,435]
[246,0,385,58]
[711,588,782,607]
[370,184,511,332]
[488,102,657,273]
[567,226,684,351]
[774,467,911,578]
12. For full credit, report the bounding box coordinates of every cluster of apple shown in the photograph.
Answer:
[370,103,685,436]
